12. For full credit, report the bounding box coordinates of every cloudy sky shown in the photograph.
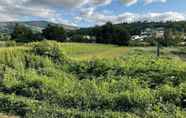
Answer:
[0,0,186,27]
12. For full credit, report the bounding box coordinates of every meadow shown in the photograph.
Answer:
[0,41,186,118]
[61,43,183,60]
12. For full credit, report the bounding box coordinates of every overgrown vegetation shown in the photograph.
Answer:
[0,41,185,117]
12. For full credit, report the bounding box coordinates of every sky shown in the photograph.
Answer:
[0,0,186,27]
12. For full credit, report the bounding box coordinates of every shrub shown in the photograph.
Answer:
[113,88,155,111]
[0,93,33,116]
[71,59,124,79]
[157,84,181,105]
[31,40,67,64]
[5,41,16,47]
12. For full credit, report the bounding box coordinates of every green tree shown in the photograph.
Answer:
[11,24,34,42]
[93,22,130,45]
[70,34,85,42]
[42,24,66,42]
[112,25,130,45]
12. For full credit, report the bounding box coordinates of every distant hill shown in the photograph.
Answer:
[0,21,78,34]
[78,21,186,36]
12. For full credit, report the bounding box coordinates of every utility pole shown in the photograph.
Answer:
[156,38,160,57]
[154,29,164,57]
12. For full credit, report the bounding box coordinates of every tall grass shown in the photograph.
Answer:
[0,41,185,117]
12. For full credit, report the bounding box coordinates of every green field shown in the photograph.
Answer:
[0,42,184,60]
[0,41,186,118]
[61,43,184,61]
[61,43,129,60]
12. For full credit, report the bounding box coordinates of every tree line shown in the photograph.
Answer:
[11,24,66,43]
[10,22,131,45]
[10,21,186,46]
[67,21,186,46]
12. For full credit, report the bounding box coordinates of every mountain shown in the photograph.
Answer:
[0,21,78,34]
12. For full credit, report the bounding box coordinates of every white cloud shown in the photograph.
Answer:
[89,0,112,6]
[121,0,167,6]
[144,0,167,4]
[121,0,138,6]
[0,0,182,27]
[24,0,112,8]
[141,12,185,22]
[80,10,186,25]
[0,0,113,25]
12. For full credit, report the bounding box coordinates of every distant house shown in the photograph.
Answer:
[141,28,153,37]
[83,35,91,40]
[183,33,186,40]
[180,42,186,45]
[131,35,144,41]
[0,33,11,40]
[82,35,96,43]
[131,35,150,41]
[131,27,165,41]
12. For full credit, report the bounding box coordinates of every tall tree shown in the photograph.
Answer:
[93,22,130,45]
[113,25,130,45]
[42,24,66,42]
[11,24,33,42]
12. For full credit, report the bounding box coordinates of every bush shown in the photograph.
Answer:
[31,40,67,64]
[0,93,33,116]
[113,89,155,111]
[71,59,124,79]
[157,84,181,105]
[5,41,16,47]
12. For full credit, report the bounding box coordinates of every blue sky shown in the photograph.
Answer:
[0,0,186,27]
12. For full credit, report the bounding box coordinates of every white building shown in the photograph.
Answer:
[184,34,186,40]
[131,35,145,41]
[131,27,165,41]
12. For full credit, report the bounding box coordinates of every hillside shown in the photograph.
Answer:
[0,21,78,33]
[78,21,186,35]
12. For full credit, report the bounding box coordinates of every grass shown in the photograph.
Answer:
[61,43,183,60]
[61,43,128,60]
[0,41,185,118]
[0,42,183,60]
